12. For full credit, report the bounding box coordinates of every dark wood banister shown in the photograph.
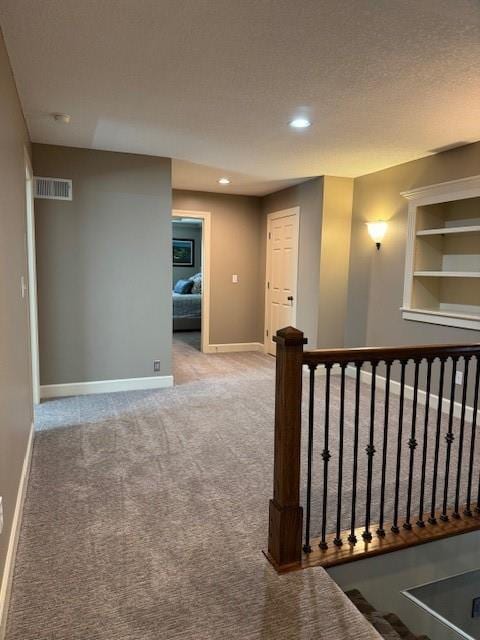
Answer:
[304,343,480,367]
[266,326,480,573]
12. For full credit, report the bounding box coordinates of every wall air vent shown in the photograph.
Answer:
[34,177,72,201]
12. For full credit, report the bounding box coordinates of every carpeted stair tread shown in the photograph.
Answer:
[346,589,431,640]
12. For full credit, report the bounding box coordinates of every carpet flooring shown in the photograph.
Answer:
[7,332,470,639]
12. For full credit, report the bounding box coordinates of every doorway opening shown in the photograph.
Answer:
[171,210,211,354]
[264,207,300,356]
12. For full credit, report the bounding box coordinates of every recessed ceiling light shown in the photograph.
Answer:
[289,117,311,129]
[52,113,71,124]
[218,177,231,185]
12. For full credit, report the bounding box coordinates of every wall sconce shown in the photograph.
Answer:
[366,221,388,250]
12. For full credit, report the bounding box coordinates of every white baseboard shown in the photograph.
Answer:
[0,422,34,640]
[205,342,264,354]
[40,375,174,399]
[346,366,479,423]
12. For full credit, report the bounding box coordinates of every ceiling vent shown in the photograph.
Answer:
[34,177,72,201]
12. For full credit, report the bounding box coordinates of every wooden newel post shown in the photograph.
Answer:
[268,326,307,569]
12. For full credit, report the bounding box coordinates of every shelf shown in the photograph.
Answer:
[401,308,480,331]
[417,225,480,236]
[414,271,480,278]
[403,175,480,332]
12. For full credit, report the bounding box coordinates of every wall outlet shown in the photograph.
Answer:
[0,497,3,535]
[455,370,464,385]
[153,360,161,372]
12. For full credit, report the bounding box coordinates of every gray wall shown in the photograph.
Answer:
[33,145,172,385]
[172,190,263,344]
[262,178,324,348]
[345,141,480,349]
[0,28,32,617]
[172,221,202,286]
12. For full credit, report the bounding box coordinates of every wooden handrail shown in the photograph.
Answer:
[303,343,480,367]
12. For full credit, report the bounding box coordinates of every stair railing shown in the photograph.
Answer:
[266,326,480,572]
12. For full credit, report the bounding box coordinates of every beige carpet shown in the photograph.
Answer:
[6,333,380,639]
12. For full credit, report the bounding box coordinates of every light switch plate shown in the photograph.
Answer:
[232,274,238,283]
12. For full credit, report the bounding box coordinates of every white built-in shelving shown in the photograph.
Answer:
[401,175,480,331]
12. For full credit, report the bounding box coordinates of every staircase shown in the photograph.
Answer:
[346,589,430,640]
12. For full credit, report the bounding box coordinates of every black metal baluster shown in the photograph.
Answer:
[429,358,446,525]
[467,357,480,516]
[417,359,432,527]
[303,364,317,553]
[453,357,470,518]
[392,360,407,534]
[363,361,377,542]
[440,357,458,522]
[377,361,392,537]
[404,360,420,530]
[334,364,347,546]
[319,363,332,550]
[348,362,362,545]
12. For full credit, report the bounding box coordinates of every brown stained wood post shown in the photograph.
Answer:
[267,326,307,569]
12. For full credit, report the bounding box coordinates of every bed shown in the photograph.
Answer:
[172,291,202,331]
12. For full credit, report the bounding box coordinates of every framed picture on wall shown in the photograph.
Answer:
[173,238,194,266]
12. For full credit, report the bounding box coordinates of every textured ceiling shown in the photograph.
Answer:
[1,0,479,195]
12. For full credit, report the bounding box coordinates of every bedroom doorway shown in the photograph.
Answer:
[171,210,211,353]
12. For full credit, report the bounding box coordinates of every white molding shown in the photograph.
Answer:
[172,209,211,354]
[346,366,479,423]
[401,308,480,332]
[401,174,480,203]
[24,148,40,405]
[264,207,300,355]
[205,342,264,354]
[0,422,34,640]
[40,375,174,399]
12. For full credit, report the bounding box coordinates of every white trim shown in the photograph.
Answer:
[0,423,34,640]
[40,375,174,399]
[204,342,264,354]
[346,366,479,423]
[172,209,211,354]
[264,207,300,355]
[401,174,480,203]
[25,149,40,405]
[401,308,480,332]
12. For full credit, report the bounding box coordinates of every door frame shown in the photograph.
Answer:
[25,148,40,404]
[172,209,211,354]
[264,207,300,354]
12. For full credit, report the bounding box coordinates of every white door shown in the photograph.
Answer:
[265,208,299,355]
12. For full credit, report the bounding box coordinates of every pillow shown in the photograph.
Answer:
[174,279,194,294]
[189,272,202,294]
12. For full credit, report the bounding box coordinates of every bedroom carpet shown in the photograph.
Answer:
[6,334,470,639]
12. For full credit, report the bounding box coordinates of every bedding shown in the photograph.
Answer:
[172,291,202,319]
[174,278,194,294]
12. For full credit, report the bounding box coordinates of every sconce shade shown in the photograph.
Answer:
[366,221,388,248]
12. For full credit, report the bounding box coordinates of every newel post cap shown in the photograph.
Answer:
[273,326,308,346]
